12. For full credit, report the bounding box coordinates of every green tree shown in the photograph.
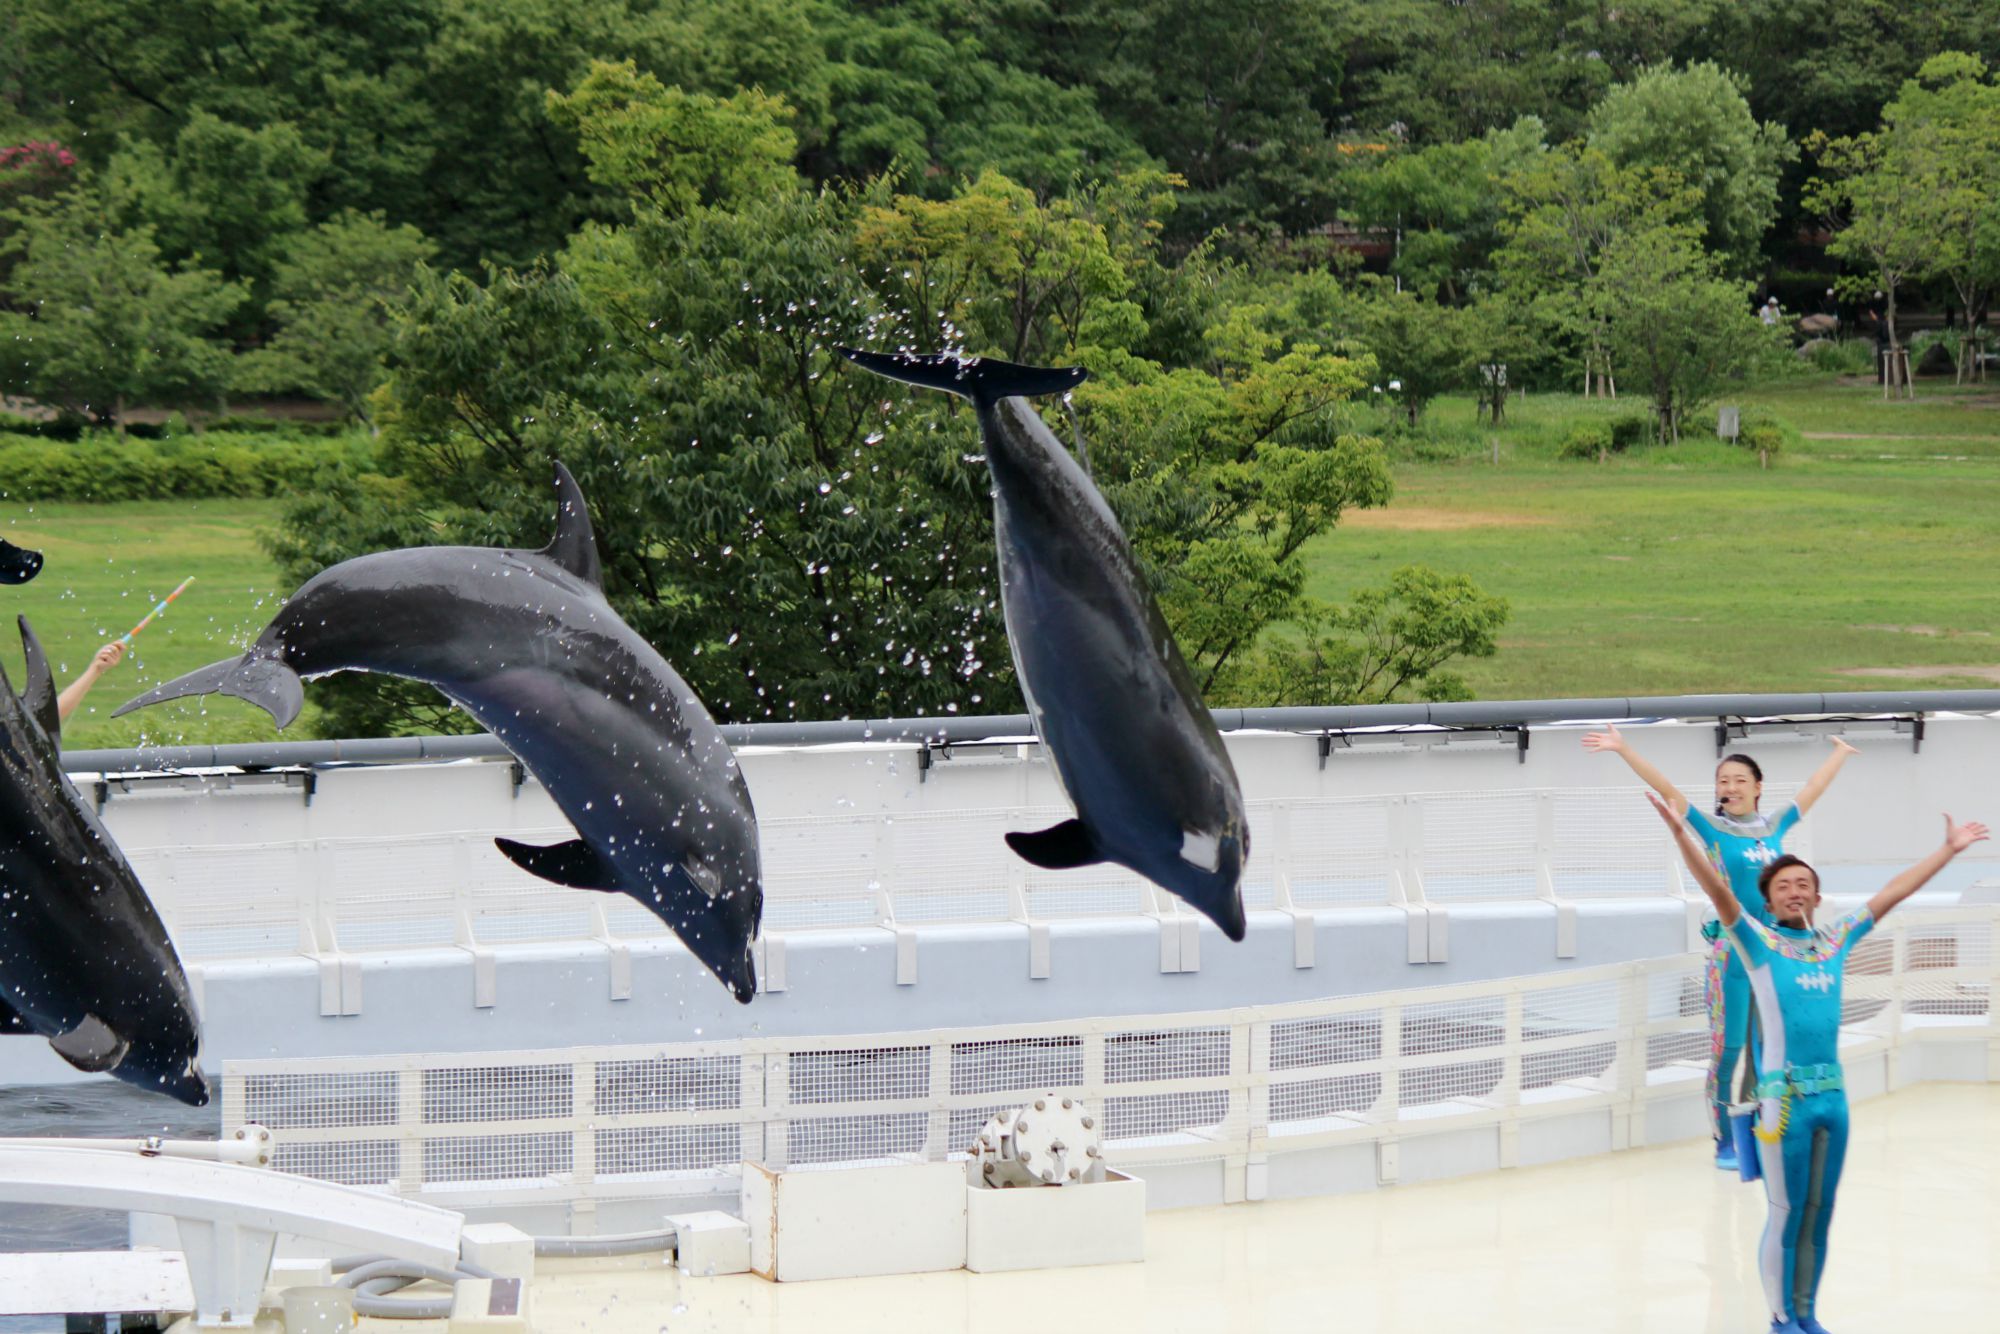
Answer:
[546,60,799,216]
[1494,142,1701,396]
[982,0,1356,239]
[1687,1,2000,146]
[1236,565,1509,707]
[1585,61,1795,269]
[0,188,242,429]
[103,112,325,300]
[1595,222,1774,440]
[238,211,437,427]
[1343,0,1723,145]
[1342,118,1545,302]
[1805,125,1935,383]
[1353,286,1481,423]
[1880,53,2000,379]
[816,0,1146,196]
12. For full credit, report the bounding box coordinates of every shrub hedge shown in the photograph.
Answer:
[0,431,376,501]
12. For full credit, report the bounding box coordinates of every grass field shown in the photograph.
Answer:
[1303,374,2000,699]
[0,500,300,750]
[0,372,1993,749]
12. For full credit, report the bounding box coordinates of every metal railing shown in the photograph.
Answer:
[221,905,1998,1216]
[59,689,2000,774]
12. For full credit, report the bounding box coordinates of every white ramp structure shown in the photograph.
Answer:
[0,1140,461,1326]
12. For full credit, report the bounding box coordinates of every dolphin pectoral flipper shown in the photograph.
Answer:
[111,652,305,729]
[494,837,621,891]
[1005,819,1104,870]
[49,1013,130,1073]
[17,617,59,741]
[838,349,1087,406]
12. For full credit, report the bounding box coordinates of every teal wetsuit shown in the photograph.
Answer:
[1686,803,1800,1137]
[1725,906,1870,1327]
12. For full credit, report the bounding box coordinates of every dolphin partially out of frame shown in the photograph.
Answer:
[0,538,44,585]
[841,348,1250,940]
[0,616,208,1104]
[115,463,765,1002]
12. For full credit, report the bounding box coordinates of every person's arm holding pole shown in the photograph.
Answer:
[56,641,127,722]
[55,577,195,723]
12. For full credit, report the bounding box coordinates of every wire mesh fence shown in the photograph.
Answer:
[222,906,2000,1213]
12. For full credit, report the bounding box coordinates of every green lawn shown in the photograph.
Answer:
[1303,376,2000,699]
[0,500,298,750]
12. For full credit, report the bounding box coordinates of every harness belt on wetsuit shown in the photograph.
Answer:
[1755,1063,1845,1099]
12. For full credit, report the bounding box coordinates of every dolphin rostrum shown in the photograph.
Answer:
[841,348,1249,940]
[0,616,208,1103]
[115,463,764,1001]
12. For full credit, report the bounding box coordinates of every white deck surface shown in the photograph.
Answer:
[521,1083,2000,1334]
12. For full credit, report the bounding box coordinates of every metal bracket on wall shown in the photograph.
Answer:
[1715,714,1922,756]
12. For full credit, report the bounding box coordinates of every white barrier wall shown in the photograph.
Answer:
[220,904,2000,1227]
[3,712,1995,1087]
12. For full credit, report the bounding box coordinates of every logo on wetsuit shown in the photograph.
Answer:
[1795,969,1835,994]
[1744,840,1778,866]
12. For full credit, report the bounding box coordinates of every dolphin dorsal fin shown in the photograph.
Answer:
[541,461,603,589]
[17,616,60,742]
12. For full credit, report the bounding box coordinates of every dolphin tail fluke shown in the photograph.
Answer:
[1005,818,1104,870]
[110,652,304,730]
[839,348,1087,405]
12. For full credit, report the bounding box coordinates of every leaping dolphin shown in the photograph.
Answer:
[841,349,1249,940]
[115,463,765,1001]
[0,616,208,1103]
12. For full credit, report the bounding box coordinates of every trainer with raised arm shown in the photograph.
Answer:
[56,640,127,723]
[1649,791,1987,1334]
[1585,725,1858,1168]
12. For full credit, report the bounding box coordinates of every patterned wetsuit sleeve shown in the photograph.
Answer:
[1721,913,1774,969]
[1829,907,1875,956]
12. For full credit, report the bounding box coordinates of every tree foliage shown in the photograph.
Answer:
[238,211,438,426]
[0,187,242,426]
[1585,60,1794,270]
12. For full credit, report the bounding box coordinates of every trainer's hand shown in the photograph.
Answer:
[88,642,127,675]
[1945,814,1990,855]
[1581,724,1626,754]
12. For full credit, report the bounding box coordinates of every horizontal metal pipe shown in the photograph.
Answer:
[58,689,2000,775]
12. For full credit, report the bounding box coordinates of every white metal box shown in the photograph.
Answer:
[964,1169,1146,1273]
[666,1210,751,1277]
[742,1161,967,1281]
